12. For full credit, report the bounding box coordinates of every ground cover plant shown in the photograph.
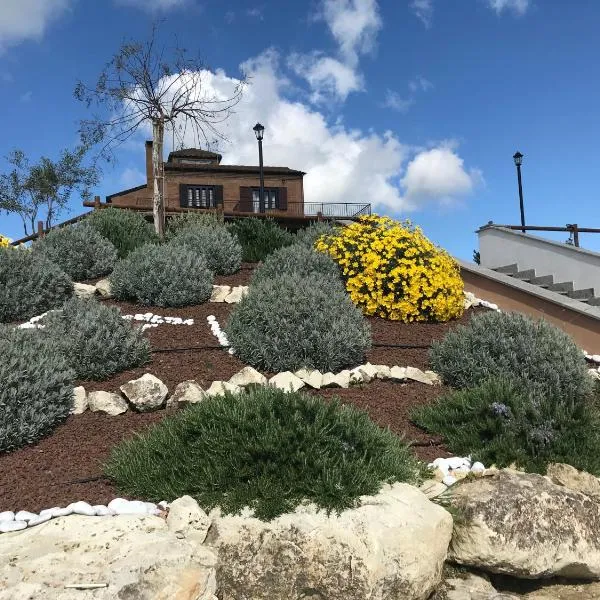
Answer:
[109,243,213,307]
[32,224,117,280]
[228,217,294,262]
[42,297,150,380]
[226,272,371,372]
[316,214,464,322]
[0,247,73,323]
[86,207,157,259]
[104,386,423,520]
[0,326,74,453]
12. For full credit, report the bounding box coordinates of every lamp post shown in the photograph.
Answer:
[253,123,265,213]
[513,151,526,233]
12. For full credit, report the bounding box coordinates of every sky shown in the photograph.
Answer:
[1,0,599,259]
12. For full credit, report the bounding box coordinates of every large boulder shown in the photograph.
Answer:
[120,373,168,412]
[546,463,600,501]
[449,469,600,579]
[205,482,453,600]
[167,380,207,408]
[0,514,217,599]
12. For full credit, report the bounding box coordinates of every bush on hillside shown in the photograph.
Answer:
[109,243,213,307]
[429,311,592,402]
[42,297,150,380]
[316,214,465,322]
[0,326,74,453]
[169,225,242,275]
[104,386,422,520]
[412,377,600,475]
[86,207,158,259]
[228,218,294,262]
[165,211,225,240]
[32,224,117,280]
[226,273,371,372]
[251,243,341,286]
[0,234,11,248]
[0,247,73,323]
[294,221,339,248]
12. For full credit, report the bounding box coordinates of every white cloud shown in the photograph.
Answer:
[116,0,188,12]
[246,6,264,20]
[0,0,72,52]
[382,90,413,113]
[148,50,479,213]
[487,0,530,15]
[19,90,32,103]
[409,76,433,93]
[410,0,433,28]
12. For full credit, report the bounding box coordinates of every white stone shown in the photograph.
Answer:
[73,282,97,299]
[88,391,128,415]
[389,366,408,381]
[349,366,367,384]
[320,372,338,388]
[332,370,351,388]
[206,482,453,600]
[593,354,600,363]
[442,475,458,486]
[107,498,150,515]
[0,515,217,599]
[67,501,96,516]
[447,456,471,470]
[92,505,113,516]
[95,278,113,298]
[471,462,486,474]
[268,372,305,392]
[167,496,211,543]
[205,381,242,397]
[424,370,442,385]
[71,386,87,415]
[40,506,72,518]
[224,287,245,303]
[15,511,37,522]
[358,363,380,381]
[167,380,207,407]
[27,513,52,527]
[210,284,231,302]
[373,364,392,379]
[120,373,168,412]
[405,366,435,385]
[0,511,15,522]
[419,480,448,499]
[294,368,323,389]
[0,520,27,533]
[228,366,268,388]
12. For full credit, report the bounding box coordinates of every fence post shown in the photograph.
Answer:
[37,221,45,239]
[94,195,101,209]
[317,211,323,222]
[573,224,580,247]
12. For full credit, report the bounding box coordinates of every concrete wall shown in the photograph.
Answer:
[479,226,600,293]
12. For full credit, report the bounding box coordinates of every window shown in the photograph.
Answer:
[251,188,279,212]
[184,185,216,208]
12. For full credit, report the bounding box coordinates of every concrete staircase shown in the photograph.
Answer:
[493,264,600,307]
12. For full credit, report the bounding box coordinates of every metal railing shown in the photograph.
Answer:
[482,222,600,248]
[10,212,94,246]
[302,202,371,219]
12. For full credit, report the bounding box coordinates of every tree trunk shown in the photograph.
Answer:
[152,118,166,238]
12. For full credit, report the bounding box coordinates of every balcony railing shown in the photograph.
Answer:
[302,202,371,219]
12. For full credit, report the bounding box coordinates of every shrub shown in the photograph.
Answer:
[412,377,600,475]
[251,243,341,286]
[110,243,213,307]
[165,211,225,240]
[32,224,117,280]
[429,311,592,402]
[169,225,242,275]
[104,386,422,520]
[0,247,73,323]
[294,221,338,248]
[226,273,371,372]
[316,214,464,322]
[0,234,11,248]
[42,297,150,380]
[0,326,74,453]
[228,218,294,262]
[86,207,158,259]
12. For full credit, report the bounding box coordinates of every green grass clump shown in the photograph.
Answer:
[228,218,294,262]
[412,377,600,475]
[104,387,422,520]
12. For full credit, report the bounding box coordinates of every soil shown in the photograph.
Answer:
[1,267,483,513]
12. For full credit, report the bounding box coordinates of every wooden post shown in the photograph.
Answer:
[94,195,101,209]
[573,224,580,247]
[317,211,323,222]
[37,221,45,239]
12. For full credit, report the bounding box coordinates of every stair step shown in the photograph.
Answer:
[547,281,574,293]
[529,275,554,286]
[569,288,596,301]
[511,269,536,282]
[494,264,519,275]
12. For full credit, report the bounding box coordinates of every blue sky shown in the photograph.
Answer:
[1,0,599,258]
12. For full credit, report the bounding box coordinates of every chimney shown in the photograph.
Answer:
[145,140,153,188]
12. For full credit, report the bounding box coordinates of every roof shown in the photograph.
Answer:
[106,184,147,203]
[167,148,223,162]
[164,163,305,176]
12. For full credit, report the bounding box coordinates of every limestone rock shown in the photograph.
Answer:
[320,372,338,388]
[358,363,380,381]
[373,364,392,379]
[94,278,113,298]
[390,366,407,381]
[167,496,211,544]
[0,515,217,599]
[210,285,231,303]
[522,580,600,599]
[205,483,453,600]
[405,366,436,385]
[294,368,323,389]
[349,366,368,384]
[70,386,87,415]
[431,572,518,600]
[449,469,600,579]
[224,287,244,303]
[546,463,600,501]
[333,369,351,388]
[120,373,168,412]
[167,380,207,408]
[269,371,305,392]
[418,479,448,499]
[424,370,442,385]
[73,282,96,299]
[205,381,242,397]
[228,366,268,388]
[87,391,128,416]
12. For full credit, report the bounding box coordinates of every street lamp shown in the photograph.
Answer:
[253,123,265,213]
[513,151,526,233]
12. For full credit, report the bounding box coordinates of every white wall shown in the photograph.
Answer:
[479,226,600,294]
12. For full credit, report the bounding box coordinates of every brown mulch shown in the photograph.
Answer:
[1,272,483,513]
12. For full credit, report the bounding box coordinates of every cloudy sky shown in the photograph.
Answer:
[1,0,599,258]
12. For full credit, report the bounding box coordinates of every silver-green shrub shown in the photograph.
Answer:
[226,273,371,372]
[0,326,74,452]
[295,221,339,248]
[109,243,214,307]
[169,225,242,275]
[32,224,117,280]
[165,211,225,240]
[0,247,73,323]
[429,311,592,402]
[251,243,341,286]
[42,297,150,380]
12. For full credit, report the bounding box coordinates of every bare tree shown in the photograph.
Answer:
[74,27,245,237]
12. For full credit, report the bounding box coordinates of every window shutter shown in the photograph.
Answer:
[214,185,224,208]
[239,186,252,212]
[278,187,288,210]
[179,184,189,208]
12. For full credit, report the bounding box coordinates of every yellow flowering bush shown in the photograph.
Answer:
[315,214,464,322]
[0,235,11,249]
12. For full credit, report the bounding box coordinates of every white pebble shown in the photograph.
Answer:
[447,457,470,470]
[183,319,194,326]
[27,513,52,527]
[207,315,216,322]
[158,501,169,510]
[0,520,27,533]
[92,505,113,516]
[471,462,486,473]
[67,501,96,516]
[15,510,37,522]
[134,314,145,321]
[593,355,600,363]
[108,498,149,515]
[0,511,15,523]
[442,475,458,486]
